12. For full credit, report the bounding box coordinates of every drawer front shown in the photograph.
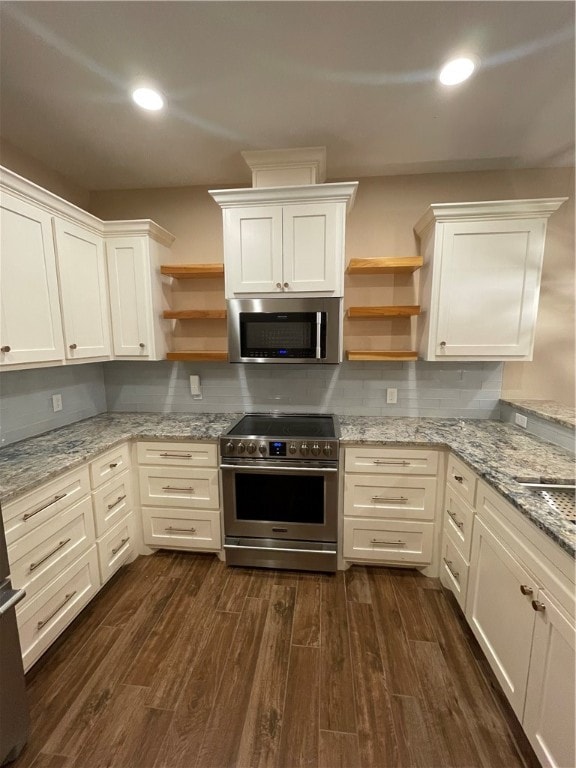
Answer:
[440,533,470,612]
[342,518,434,564]
[446,454,477,506]
[96,512,136,585]
[89,443,131,489]
[344,474,437,520]
[9,495,95,601]
[142,507,221,551]
[139,467,219,509]
[17,546,100,672]
[345,447,438,475]
[444,485,475,560]
[137,441,218,467]
[92,470,134,536]
[3,467,91,545]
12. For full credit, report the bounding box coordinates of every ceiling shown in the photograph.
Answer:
[0,1,574,191]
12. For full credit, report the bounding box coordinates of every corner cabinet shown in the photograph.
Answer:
[414,198,567,361]
[209,183,358,298]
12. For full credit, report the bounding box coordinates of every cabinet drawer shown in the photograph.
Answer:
[96,512,136,585]
[344,474,436,520]
[9,495,95,601]
[444,485,475,560]
[142,507,221,551]
[342,518,434,564]
[2,467,91,546]
[345,447,438,475]
[92,470,134,536]
[440,533,470,612]
[90,443,131,488]
[139,467,219,509]
[17,546,100,672]
[446,454,477,506]
[137,441,218,467]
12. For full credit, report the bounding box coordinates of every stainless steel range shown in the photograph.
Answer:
[219,413,339,572]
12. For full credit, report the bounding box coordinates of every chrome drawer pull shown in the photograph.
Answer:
[371,538,406,546]
[372,460,410,466]
[371,496,408,503]
[447,510,464,529]
[443,558,460,581]
[161,486,195,492]
[37,590,77,630]
[23,493,67,520]
[520,585,534,596]
[159,452,193,458]
[29,538,71,572]
[111,537,130,556]
[453,475,464,483]
[165,526,197,533]
[532,600,546,612]
[109,462,119,469]
[107,494,127,510]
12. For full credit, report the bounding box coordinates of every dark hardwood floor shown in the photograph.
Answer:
[13,551,540,768]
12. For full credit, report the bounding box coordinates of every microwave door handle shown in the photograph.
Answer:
[316,312,322,359]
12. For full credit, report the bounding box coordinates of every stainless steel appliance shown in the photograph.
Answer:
[227,297,342,364]
[220,413,339,572]
[0,507,29,765]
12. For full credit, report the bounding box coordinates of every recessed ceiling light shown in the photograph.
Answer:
[439,57,476,86]
[132,87,164,111]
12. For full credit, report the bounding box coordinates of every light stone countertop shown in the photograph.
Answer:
[0,412,574,558]
[500,398,576,430]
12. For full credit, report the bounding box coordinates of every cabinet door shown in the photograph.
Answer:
[282,203,341,293]
[466,517,537,719]
[54,218,111,359]
[0,193,64,365]
[434,218,546,358]
[224,206,283,295]
[106,236,152,357]
[523,591,575,768]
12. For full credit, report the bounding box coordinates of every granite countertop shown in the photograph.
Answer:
[500,398,576,430]
[1,412,574,558]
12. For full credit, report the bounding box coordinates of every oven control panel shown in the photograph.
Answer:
[220,438,338,461]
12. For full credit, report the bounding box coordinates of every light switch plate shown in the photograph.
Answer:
[52,393,63,412]
[386,388,398,404]
[514,412,528,428]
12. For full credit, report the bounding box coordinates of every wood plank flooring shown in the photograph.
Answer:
[13,552,540,768]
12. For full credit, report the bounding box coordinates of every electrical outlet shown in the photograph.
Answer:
[514,412,528,428]
[52,393,63,412]
[386,388,398,404]
[189,375,202,399]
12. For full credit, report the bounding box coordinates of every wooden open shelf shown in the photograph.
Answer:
[347,305,420,318]
[346,350,418,361]
[346,257,423,275]
[163,309,227,320]
[161,263,224,279]
[166,351,228,362]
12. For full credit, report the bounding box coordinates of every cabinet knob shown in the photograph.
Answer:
[520,585,534,596]
[69,343,77,350]
[283,282,289,289]
[139,342,145,348]
[531,600,546,612]
[454,475,463,483]
[276,282,282,289]
[0,345,10,353]
[440,341,447,348]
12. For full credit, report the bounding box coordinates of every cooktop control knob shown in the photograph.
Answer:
[288,443,298,455]
[258,443,267,455]
[311,443,321,456]
[300,443,310,456]
[323,444,333,457]
[225,441,235,455]
[247,442,257,454]
[237,441,245,454]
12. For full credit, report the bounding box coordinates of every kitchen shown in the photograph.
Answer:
[0,2,575,768]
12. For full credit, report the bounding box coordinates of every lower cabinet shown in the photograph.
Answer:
[141,508,221,551]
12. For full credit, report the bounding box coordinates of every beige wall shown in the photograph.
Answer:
[90,167,575,406]
[0,137,90,208]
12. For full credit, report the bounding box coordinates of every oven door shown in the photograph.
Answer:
[220,459,338,542]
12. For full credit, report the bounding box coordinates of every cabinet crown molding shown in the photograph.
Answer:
[102,219,175,247]
[209,181,358,212]
[414,197,568,236]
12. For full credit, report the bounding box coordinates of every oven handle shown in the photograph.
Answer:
[220,463,338,474]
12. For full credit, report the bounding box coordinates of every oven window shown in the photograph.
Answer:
[234,473,324,524]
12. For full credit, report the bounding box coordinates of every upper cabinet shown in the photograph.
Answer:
[414,198,567,361]
[0,192,65,366]
[210,183,358,299]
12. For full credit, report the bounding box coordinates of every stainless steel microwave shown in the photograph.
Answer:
[227,297,342,364]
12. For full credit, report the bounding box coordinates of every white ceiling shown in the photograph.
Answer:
[0,1,574,191]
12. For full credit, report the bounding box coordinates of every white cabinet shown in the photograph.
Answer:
[414,198,567,361]
[0,191,65,366]
[210,183,357,298]
[53,217,111,360]
[104,222,174,360]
